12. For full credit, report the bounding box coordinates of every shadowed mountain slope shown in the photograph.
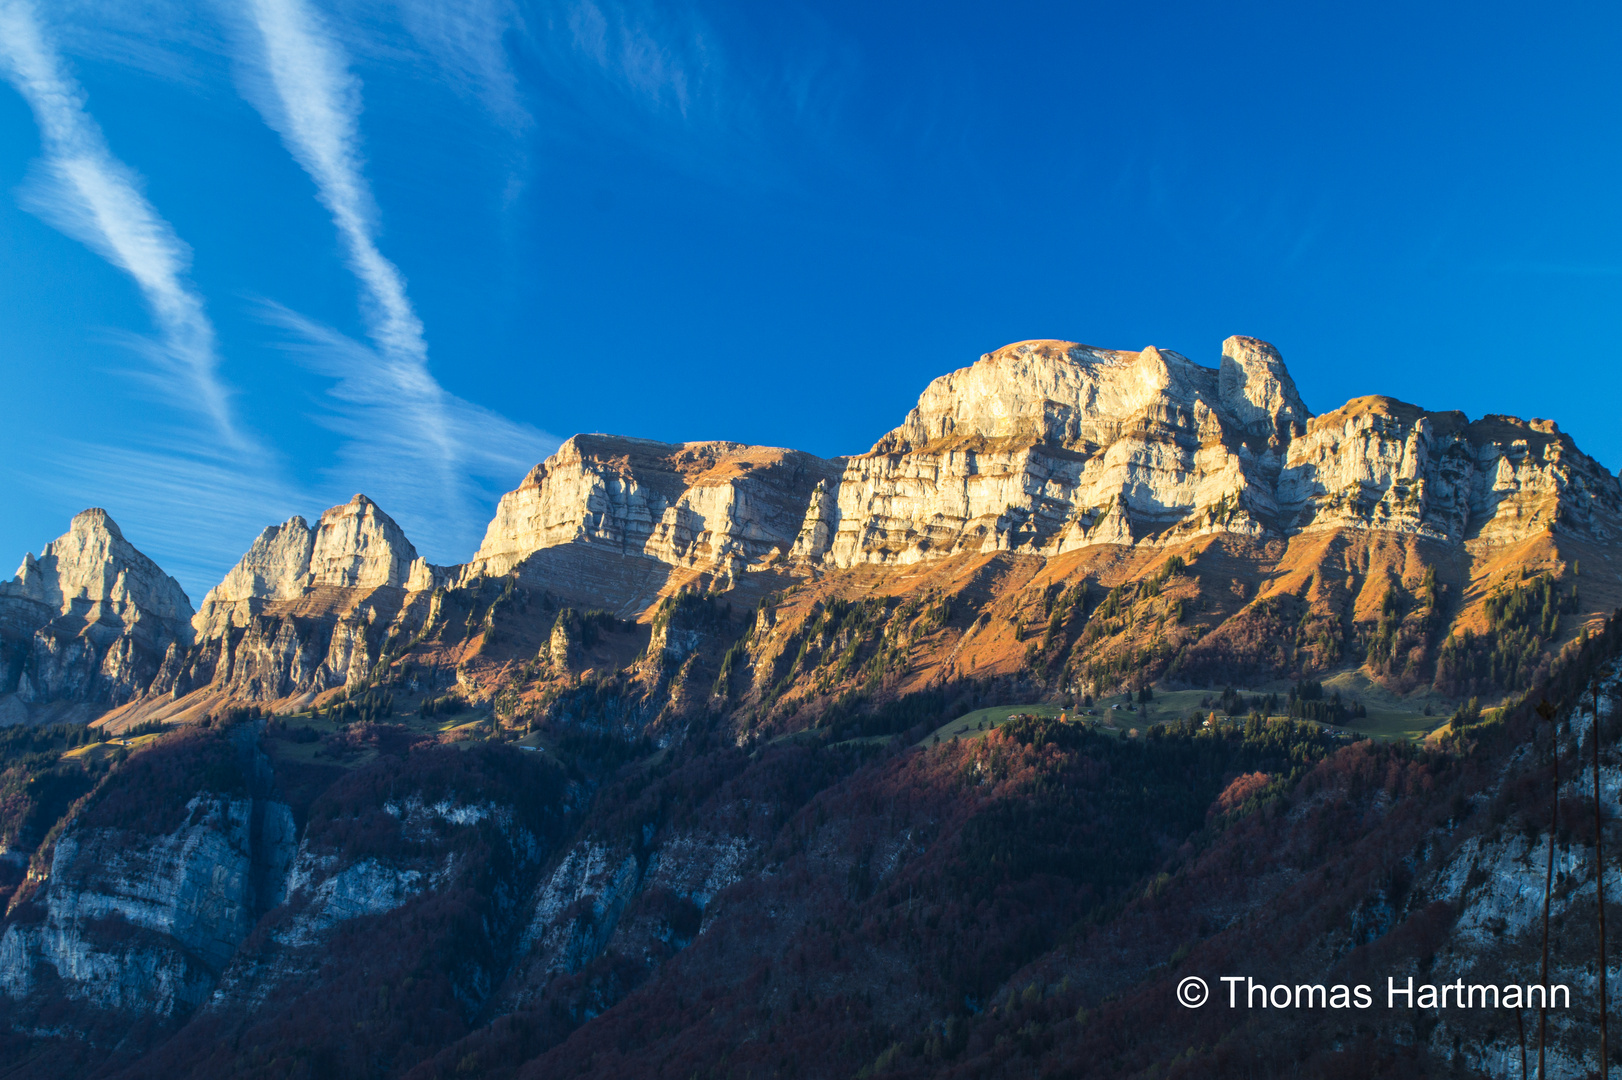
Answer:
[1,335,1620,1078]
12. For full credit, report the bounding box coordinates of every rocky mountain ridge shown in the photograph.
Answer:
[4,333,1620,726]
[1,333,1621,1079]
[0,510,194,712]
[191,495,429,639]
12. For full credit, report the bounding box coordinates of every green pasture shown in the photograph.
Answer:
[916,668,1460,748]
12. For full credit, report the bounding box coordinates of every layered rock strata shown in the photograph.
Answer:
[1278,398,1622,544]
[192,494,424,638]
[468,436,844,586]
[0,510,194,706]
[143,495,441,705]
[13,333,1622,714]
[0,792,295,1017]
[814,336,1622,566]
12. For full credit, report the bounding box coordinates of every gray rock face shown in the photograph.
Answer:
[309,494,419,590]
[814,336,1622,566]
[192,495,420,639]
[1218,335,1309,436]
[154,585,427,703]
[1277,399,1622,544]
[0,510,195,706]
[156,495,440,703]
[467,436,844,591]
[58,333,1622,712]
[0,794,295,1018]
[499,830,755,1010]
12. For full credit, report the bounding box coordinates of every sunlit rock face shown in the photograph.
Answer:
[802,335,1621,567]
[191,495,419,639]
[151,495,432,705]
[1279,398,1622,545]
[307,494,419,589]
[0,510,194,705]
[817,337,1307,566]
[188,518,315,640]
[468,435,843,583]
[63,332,1622,714]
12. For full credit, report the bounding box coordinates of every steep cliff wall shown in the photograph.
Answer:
[0,793,294,1017]
[192,495,422,639]
[40,332,1622,719]
[0,510,194,707]
[814,337,1622,568]
[0,727,296,1032]
[1280,397,1622,545]
[468,436,843,588]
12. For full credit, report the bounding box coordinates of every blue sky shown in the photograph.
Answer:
[1,0,1618,601]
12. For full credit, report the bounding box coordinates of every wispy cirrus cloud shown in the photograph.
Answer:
[0,0,302,601]
[561,0,708,119]
[31,439,306,603]
[342,0,531,133]
[242,0,430,374]
[515,0,856,185]
[258,303,551,557]
[234,0,552,557]
[0,0,248,450]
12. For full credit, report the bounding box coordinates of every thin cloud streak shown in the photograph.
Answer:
[0,0,248,450]
[30,441,307,605]
[259,303,553,561]
[236,0,553,560]
[355,0,531,133]
[243,0,434,371]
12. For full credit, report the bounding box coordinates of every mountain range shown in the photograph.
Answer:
[0,335,1618,1079]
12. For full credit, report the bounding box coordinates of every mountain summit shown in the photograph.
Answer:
[0,509,192,709]
[0,335,1619,1079]
[4,334,1617,723]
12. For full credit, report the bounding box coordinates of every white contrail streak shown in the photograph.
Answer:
[241,0,454,475]
[0,0,246,448]
[237,0,555,561]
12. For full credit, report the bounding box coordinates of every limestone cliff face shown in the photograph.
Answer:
[499,830,755,1012]
[155,585,428,704]
[162,495,438,704]
[192,495,420,639]
[0,793,295,1018]
[816,338,1302,567]
[1279,398,1622,544]
[0,510,195,706]
[468,435,842,586]
[69,332,1622,714]
[807,336,1621,567]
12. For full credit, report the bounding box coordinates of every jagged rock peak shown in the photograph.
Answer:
[871,335,1310,455]
[0,508,193,631]
[0,510,196,705]
[311,495,418,590]
[1219,335,1309,435]
[192,495,421,639]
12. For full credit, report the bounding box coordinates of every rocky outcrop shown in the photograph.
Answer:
[468,436,842,588]
[0,792,295,1018]
[192,495,422,638]
[500,829,756,1012]
[153,585,427,703]
[0,510,194,706]
[516,841,643,978]
[60,333,1622,714]
[147,495,446,705]
[808,336,1622,567]
[1279,398,1622,545]
[817,338,1297,566]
